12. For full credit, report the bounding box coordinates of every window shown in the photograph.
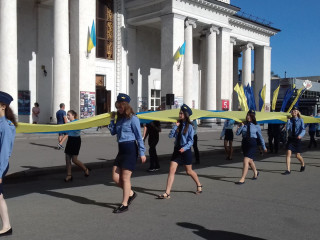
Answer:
[150,90,161,111]
[96,0,114,59]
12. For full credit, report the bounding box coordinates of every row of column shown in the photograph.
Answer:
[0,0,70,120]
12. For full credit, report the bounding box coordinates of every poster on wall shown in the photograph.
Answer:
[18,90,30,115]
[80,91,95,119]
[173,97,183,109]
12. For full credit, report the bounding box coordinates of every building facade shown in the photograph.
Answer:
[0,0,279,123]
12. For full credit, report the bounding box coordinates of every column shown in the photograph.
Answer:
[217,27,231,110]
[53,0,70,120]
[229,38,236,110]
[0,0,18,112]
[161,14,185,107]
[183,18,196,107]
[205,26,219,111]
[242,43,254,87]
[232,52,241,110]
[254,46,272,111]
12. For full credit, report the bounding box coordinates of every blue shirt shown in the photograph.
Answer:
[0,116,15,177]
[67,119,81,137]
[108,115,145,156]
[169,122,194,151]
[287,117,305,138]
[56,109,66,124]
[192,120,198,135]
[220,119,235,137]
[236,122,266,150]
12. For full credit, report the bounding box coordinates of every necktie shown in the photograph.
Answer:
[246,123,251,140]
[176,126,182,148]
[292,119,296,137]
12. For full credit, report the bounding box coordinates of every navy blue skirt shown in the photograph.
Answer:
[224,129,234,141]
[242,138,257,160]
[0,164,9,195]
[171,147,193,165]
[286,137,301,153]
[114,141,138,171]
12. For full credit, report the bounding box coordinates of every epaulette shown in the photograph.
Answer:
[7,120,14,126]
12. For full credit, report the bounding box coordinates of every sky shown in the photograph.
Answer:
[231,0,320,78]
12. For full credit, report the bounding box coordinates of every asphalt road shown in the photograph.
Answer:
[2,129,320,240]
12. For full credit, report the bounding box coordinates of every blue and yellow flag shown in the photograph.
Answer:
[88,20,96,52]
[179,41,186,55]
[259,84,266,112]
[287,87,305,112]
[271,85,280,111]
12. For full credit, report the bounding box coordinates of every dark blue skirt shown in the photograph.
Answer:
[65,136,81,155]
[286,137,301,153]
[114,141,138,171]
[242,138,257,160]
[224,129,234,141]
[171,147,193,165]
[0,164,9,195]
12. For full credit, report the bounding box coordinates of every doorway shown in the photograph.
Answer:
[96,75,111,115]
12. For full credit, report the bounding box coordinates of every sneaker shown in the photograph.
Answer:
[113,204,128,214]
[300,166,305,172]
[147,168,155,172]
[57,143,64,150]
[154,168,160,171]
[282,170,291,175]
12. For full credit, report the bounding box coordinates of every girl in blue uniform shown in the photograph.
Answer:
[0,91,16,236]
[108,93,146,213]
[220,118,235,160]
[157,104,202,199]
[64,110,90,182]
[236,110,267,184]
[283,107,305,175]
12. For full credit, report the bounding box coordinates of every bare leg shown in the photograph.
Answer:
[112,166,134,197]
[248,159,258,177]
[229,141,233,159]
[59,135,68,145]
[296,153,305,166]
[0,194,11,233]
[239,157,251,182]
[120,169,132,206]
[224,140,229,158]
[184,165,201,188]
[165,161,178,195]
[286,150,292,171]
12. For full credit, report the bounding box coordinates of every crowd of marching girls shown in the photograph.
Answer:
[0,89,318,238]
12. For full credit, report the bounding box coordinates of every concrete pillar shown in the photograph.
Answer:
[183,18,196,107]
[0,0,18,112]
[229,38,236,110]
[254,46,272,111]
[53,0,70,120]
[205,26,219,111]
[217,27,231,110]
[232,52,241,110]
[161,13,185,107]
[242,43,254,87]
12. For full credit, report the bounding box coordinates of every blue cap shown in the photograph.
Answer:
[247,109,255,115]
[117,93,131,103]
[180,104,192,116]
[0,91,13,105]
[291,106,299,111]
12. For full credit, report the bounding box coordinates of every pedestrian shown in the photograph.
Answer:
[192,119,200,164]
[108,93,146,213]
[32,102,40,124]
[306,117,317,148]
[157,104,202,199]
[268,123,281,153]
[235,110,267,184]
[283,107,306,175]
[63,110,90,182]
[220,118,235,160]
[143,120,161,172]
[56,103,68,149]
[0,91,17,236]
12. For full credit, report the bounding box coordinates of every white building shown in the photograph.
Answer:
[0,0,280,123]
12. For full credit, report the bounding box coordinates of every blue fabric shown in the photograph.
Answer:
[0,116,15,177]
[108,115,145,156]
[181,104,192,116]
[236,123,266,150]
[306,123,318,132]
[169,122,194,151]
[193,120,198,135]
[171,148,192,165]
[220,119,235,137]
[56,110,66,124]
[249,86,256,111]
[259,89,263,111]
[294,88,306,108]
[0,91,13,105]
[281,88,295,112]
[117,93,131,103]
[286,117,305,138]
[241,138,257,159]
[67,119,81,137]
[114,141,138,171]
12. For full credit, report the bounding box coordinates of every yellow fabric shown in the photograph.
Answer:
[88,38,94,52]
[272,85,280,111]
[234,84,248,111]
[286,87,304,112]
[260,84,266,112]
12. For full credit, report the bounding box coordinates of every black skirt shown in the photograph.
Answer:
[171,147,193,165]
[286,137,301,153]
[65,136,81,155]
[224,129,234,141]
[242,138,257,160]
[114,141,138,171]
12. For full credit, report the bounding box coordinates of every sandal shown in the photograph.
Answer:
[64,175,73,182]
[157,192,170,199]
[84,168,91,177]
[196,185,203,194]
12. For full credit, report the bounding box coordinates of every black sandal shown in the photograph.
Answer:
[196,185,203,194]
[84,168,91,177]
[157,192,170,199]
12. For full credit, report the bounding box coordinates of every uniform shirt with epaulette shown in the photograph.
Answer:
[0,116,15,177]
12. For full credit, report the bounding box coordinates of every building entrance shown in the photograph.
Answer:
[96,75,111,115]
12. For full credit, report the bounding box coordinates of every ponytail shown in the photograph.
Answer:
[4,105,18,127]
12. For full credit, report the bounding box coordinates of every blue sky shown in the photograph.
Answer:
[231,0,320,78]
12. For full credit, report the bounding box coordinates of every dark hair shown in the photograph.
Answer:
[115,101,135,119]
[1,103,18,127]
[34,102,39,107]
[67,110,77,119]
[245,112,257,125]
[60,103,65,108]
[177,111,193,135]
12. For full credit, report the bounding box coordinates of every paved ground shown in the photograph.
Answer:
[2,127,320,239]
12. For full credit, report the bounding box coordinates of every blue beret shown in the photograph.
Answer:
[180,104,192,116]
[291,106,299,111]
[0,91,13,105]
[117,93,131,103]
[247,109,255,115]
